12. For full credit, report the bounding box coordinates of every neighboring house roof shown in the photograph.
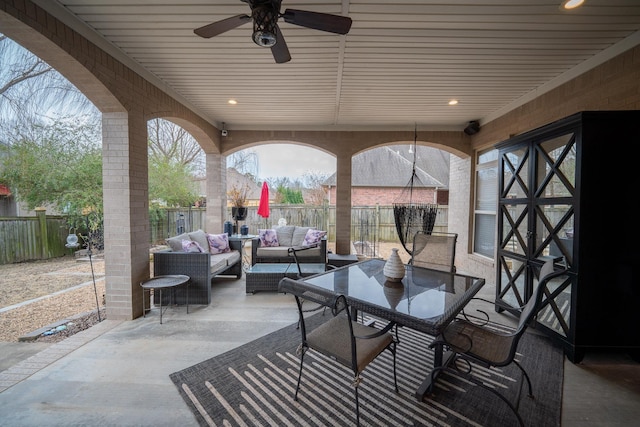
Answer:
[0,184,12,197]
[324,145,449,189]
[226,168,262,201]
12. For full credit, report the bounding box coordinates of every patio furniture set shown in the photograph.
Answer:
[245,225,333,293]
[146,226,566,425]
[279,236,569,426]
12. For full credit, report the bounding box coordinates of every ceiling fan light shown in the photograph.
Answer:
[252,4,278,47]
[253,30,277,47]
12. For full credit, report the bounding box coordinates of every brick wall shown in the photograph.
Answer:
[327,187,437,206]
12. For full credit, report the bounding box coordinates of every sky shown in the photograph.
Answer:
[250,144,336,180]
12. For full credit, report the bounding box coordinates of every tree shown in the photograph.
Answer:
[227,149,258,177]
[278,186,304,204]
[302,171,330,205]
[0,33,95,139]
[148,157,199,208]
[147,118,202,207]
[147,118,204,175]
[0,117,102,216]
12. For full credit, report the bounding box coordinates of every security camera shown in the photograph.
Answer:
[221,129,228,137]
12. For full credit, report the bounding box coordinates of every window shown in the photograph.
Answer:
[473,149,497,258]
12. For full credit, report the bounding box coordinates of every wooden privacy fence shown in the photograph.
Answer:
[0,209,70,265]
[1,205,448,265]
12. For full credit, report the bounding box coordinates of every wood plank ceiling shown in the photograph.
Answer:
[34,0,640,131]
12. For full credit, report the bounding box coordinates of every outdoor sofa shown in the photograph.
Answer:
[250,225,327,265]
[153,229,242,305]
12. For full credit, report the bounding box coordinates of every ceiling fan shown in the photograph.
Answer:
[194,0,352,63]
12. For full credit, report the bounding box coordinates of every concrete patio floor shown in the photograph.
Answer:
[0,275,639,426]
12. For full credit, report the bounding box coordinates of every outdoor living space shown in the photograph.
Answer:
[1,272,638,426]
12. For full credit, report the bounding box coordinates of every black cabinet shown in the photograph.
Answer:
[495,111,640,363]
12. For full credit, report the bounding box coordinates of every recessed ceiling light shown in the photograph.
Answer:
[561,0,585,10]
[448,99,458,106]
[228,99,237,105]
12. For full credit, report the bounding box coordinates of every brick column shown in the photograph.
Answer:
[205,152,226,233]
[102,111,150,320]
[334,155,352,255]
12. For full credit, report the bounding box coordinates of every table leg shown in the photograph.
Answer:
[159,288,163,324]
[414,339,457,401]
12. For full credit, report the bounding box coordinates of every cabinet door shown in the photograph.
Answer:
[532,132,577,342]
[496,129,577,345]
[496,143,531,311]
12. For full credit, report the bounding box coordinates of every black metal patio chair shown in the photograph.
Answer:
[279,278,399,426]
[428,258,568,426]
[410,231,458,273]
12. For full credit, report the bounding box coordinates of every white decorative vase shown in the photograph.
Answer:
[383,248,405,282]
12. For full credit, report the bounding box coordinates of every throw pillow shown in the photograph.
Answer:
[303,229,327,246]
[207,233,230,254]
[181,239,204,253]
[188,230,210,254]
[259,229,279,247]
[167,232,191,252]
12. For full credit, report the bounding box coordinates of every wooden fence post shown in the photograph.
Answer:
[35,207,49,259]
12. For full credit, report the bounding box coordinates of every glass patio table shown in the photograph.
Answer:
[279,258,485,400]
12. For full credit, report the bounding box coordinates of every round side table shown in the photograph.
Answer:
[140,274,190,324]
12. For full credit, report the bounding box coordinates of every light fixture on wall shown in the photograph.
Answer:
[221,122,228,137]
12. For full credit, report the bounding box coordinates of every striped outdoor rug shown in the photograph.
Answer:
[170,314,563,426]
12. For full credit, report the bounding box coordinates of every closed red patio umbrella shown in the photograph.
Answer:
[257,181,270,225]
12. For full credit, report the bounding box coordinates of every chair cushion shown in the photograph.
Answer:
[207,233,230,254]
[259,229,279,247]
[166,232,190,252]
[307,315,394,371]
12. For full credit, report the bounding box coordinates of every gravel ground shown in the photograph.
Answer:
[0,255,107,343]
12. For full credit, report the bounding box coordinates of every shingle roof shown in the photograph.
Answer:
[324,146,449,189]
[0,184,12,197]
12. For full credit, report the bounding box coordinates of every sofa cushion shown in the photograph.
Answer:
[182,239,204,253]
[274,225,295,246]
[256,246,293,258]
[188,230,210,253]
[259,229,279,247]
[210,251,241,273]
[303,229,327,246]
[207,233,230,254]
[256,246,322,259]
[166,232,190,252]
[292,226,311,246]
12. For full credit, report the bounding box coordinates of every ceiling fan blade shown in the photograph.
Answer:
[282,9,352,35]
[194,14,251,38]
[271,26,291,63]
